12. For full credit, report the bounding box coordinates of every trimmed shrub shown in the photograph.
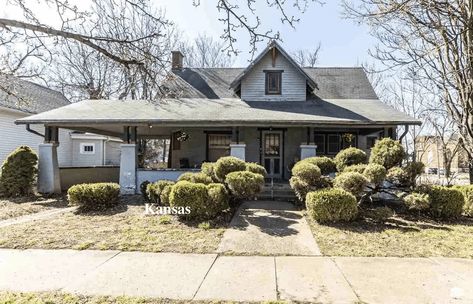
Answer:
[404,161,425,185]
[419,185,464,219]
[386,167,410,187]
[177,172,213,184]
[160,183,174,206]
[206,183,230,217]
[403,192,430,211]
[214,156,246,182]
[343,164,368,174]
[201,162,217,182]
[245,162,267,177]
[303,157,337,175]
[146,180,175,205]
[453,185,473,216]
[225,171,265,199]
[0,146,38,197]
[306,188,358,223]
[291,161,321,181]
[334,147,367,171]
[333,172,368,197]
[140,181,151,203]
[363,163,387,186]
[67,183,120,211]
[169,181,209,220]
[289,175,331,202]
[369,138,405,169]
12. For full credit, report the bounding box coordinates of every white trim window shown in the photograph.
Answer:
[80,143,95,154]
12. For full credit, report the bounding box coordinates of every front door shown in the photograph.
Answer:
[262,131,283,179]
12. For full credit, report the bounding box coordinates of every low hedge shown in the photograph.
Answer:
[453,185,473,217]
[418,185,464,219]
[403,192,430,211]
[303,157,337,175]
[306,188,358,223]
[334,147,367,171]
[177,172,213,184]
[214,156,247,182]
[225,171,265,199]
[333,172,368,197]
[146,180,175,205]
[67,183,120,211]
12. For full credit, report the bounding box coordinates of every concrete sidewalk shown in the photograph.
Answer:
[1,249,473,303]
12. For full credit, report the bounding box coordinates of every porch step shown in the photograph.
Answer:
[258,183,297,201]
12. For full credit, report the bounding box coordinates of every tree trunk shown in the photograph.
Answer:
[469,156,473,184]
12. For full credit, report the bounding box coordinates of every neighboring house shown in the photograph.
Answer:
[415,134,469,174]
[17,41,420,194]
[0,74,121,168]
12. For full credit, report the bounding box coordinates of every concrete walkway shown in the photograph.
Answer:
[217,200,321,255]
[1,249,473,303]
[0,207,76,228]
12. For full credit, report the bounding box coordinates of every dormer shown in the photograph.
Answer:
[230,41,317,102]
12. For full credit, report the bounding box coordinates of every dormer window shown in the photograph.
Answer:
[265,70,282,95]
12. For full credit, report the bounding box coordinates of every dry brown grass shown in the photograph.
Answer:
[0,195,68,220]
[308,210,473,258]
[0,196,226,253]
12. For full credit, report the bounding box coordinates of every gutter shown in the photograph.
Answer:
[25,124,44,138]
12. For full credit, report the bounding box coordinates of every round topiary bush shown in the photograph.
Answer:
[334,147,367,171]
[453,185,473,217]
[67,182,120,211]
[169,181,209,220]
[206,183,230,217]
[363,163,387,186]
[146,180,175,205]
[386,167,410,187]
[225,171,265,199]
[214,156,247,182]
[0,146,38,197]
[418,185,464,219]
[201,162,217,182]
[245,162,267,177]
[306,188,358,223]
[177,172,213,184]
[333,172,368,197]
[343,164,368,174]
[403,192,430,211]
[369,138,406,169]
[303,157,337,175]
[291,161,321,182]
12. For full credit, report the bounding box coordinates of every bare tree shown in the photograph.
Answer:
[292,43,321,67]
[343,0,473,182]
[180,34,234,68]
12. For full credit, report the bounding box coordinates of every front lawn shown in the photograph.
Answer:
[0,195,68,220]
[308,212,473,258]
[0,196,226,253]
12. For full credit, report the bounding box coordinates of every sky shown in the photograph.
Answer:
[155,0,378,67]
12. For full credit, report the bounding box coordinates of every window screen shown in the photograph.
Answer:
[265,71,282,95]
[208,134,231,162]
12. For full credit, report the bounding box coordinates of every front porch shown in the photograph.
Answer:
[34,124,397,194]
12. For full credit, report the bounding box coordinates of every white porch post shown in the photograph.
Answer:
[300,143,317,160]
[119,143,137,195]
[38,143,61,194]
[230,143,246,161]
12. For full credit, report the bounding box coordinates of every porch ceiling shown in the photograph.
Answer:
[15,98,422,131]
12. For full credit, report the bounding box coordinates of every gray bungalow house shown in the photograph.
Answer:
[16,41,420,194]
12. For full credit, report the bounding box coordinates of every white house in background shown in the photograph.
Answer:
[0,74,121,167]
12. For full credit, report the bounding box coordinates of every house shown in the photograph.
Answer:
[415,134,469,174]
[0,74,121,188]
[16,41,420,194]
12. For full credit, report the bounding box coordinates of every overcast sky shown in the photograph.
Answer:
[2,0,377,67]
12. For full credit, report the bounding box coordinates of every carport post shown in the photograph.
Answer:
[119,126,138,195]
[38,126,61,194]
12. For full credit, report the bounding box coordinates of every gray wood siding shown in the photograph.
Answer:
[240,52,307,101]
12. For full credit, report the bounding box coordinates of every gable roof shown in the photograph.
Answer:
[167,67,378,100]
[228,40,317,91]
[0,74,70,114]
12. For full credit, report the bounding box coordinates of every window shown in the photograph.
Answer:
[327,134,341,154]
[314,134,325,154]
[207,134,231,162]
[265,71,282,95]
[80,143,95,154]
[367,136,378,149]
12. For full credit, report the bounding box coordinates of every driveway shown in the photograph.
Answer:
[217,200,321,255]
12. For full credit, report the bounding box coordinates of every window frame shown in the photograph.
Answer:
[205,132,232,162]
[80,143,95,155]
[264,70,282,95]
[313,134,326,155]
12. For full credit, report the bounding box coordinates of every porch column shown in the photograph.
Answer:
[119,126,138,195]
[38,126,61,194]
[230,143,246,161]
[300,143,317,160]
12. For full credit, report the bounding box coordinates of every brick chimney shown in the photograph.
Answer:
[171,51,184,70]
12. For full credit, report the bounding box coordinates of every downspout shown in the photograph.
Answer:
[25,124,44,138]
[399,125,409,142]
